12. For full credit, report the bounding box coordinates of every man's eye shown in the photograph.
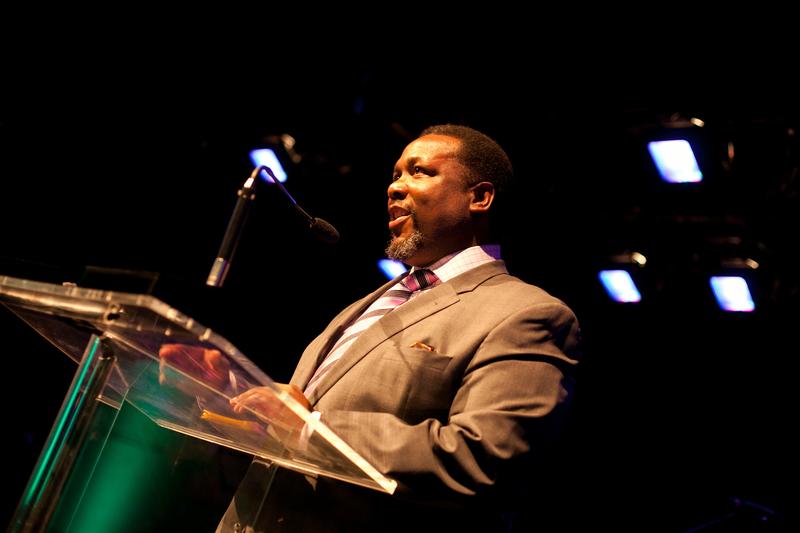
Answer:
[414,166,423,174]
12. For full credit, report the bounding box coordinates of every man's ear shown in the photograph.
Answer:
[469,181,495,213]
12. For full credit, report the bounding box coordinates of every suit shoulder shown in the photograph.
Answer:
[485,272,561,299]
[480,273,575,313]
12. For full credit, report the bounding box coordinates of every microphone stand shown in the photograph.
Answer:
[205,169,258,287]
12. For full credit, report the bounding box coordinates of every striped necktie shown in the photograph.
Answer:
[304,269,439,397]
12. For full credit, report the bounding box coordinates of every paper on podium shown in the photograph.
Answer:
[0,274,396,494]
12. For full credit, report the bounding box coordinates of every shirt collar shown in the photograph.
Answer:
[410,244,501,283]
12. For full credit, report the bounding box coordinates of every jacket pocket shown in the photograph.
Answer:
[383,343,453,372]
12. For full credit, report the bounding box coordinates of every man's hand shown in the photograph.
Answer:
[229,383,310,435]
[158,343,231,390]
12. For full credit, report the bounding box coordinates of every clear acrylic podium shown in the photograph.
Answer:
[0,274,396,532]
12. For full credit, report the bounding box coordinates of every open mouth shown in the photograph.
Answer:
[388,205,411,230]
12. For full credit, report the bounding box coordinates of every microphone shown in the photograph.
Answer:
[206,166,340,287]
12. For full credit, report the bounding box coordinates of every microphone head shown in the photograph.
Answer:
[310,217,340,244]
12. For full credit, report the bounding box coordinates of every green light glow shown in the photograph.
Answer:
[20,336,101,510]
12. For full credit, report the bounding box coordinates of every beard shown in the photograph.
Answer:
[385,211,424,262]
[385,230,424,262]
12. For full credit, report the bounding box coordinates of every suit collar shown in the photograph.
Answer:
[445,260,508,293]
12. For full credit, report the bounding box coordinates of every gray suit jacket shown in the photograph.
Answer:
[290,260,581,502]
[221,260,581,532]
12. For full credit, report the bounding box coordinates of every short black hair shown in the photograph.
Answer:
[419,124,513,193]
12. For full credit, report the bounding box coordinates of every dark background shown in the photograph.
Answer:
[1,61,797,531]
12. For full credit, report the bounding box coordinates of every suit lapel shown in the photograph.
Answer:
[306,283,461,404]
[291,276,402,389]
[305,260,509,405]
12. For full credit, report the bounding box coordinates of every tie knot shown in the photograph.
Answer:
[401,269,439,292]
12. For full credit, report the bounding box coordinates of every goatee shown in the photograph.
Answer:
[386,230,424,262]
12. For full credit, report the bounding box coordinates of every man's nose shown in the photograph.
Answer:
[388,178,408,200]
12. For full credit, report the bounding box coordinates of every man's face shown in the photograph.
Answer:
[386,134,474,267]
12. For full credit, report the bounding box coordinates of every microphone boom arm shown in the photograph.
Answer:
[260,166,340,244]
[205,165,340,288]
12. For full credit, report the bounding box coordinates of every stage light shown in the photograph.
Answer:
[249,134,301,184]
[378,259,406,279]
[707,256,760,312]
[598,251,647,303]
[647,139,703,183]
[710,276,755,312]
[599,270,642,303]
[636,113,719,188]
[249,148,287,183]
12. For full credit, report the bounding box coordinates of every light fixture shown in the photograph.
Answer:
[249,148,287,183]
[639,113,713,186]
[378,259,407,280]
[647,139,703,183]
[599,270,642,303]
[709,258,759,312]
[710,276,755,312]
[248,133,301,184]
[598,251,647,303]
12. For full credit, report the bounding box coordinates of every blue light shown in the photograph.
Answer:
[599,270,642,303]
[249,148,287,183]
[710,276,755,312]
[647,140,703,183]
[378,259,407,280]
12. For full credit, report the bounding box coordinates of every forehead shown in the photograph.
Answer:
[395,135,461,166]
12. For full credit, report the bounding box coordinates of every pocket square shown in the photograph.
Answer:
[409,341,436,353]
